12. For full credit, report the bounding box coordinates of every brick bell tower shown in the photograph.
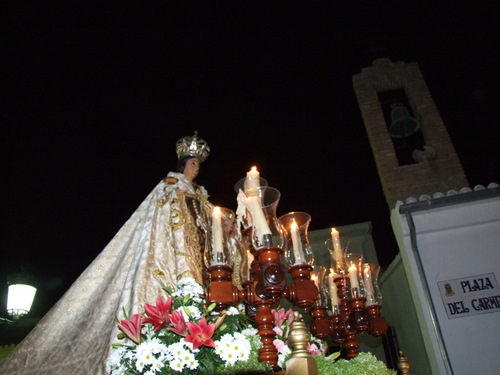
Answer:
[352,58,468,210]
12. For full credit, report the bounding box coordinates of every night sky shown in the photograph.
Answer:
[2,3,498,318]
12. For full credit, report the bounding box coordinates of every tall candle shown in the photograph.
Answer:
[331,228,343,261]
[245,196,271,238]
[328,274,339,307]
[244,166,260,195]
[348,264,359,289]
[363,264,375,302]
[290,221,305,264]
[212,207,224,263]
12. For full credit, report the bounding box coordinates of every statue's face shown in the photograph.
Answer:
[183,158,200,182]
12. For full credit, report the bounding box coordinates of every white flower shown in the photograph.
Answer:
[164,341,199,372]
[241,327,258,336]
[169,357,185,372]
[226,306,240,316]
[173,277,204,302]
[214,332,252,366]
[106,346,128,375]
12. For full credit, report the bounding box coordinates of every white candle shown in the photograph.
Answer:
[328,275,339,307]
[363,264,375,301]
[331,228,343,261]
[244,166,260,195]
[290,221,305,264]
[212,207,224,263]
[348,264,359,289]
[245,196,271,239]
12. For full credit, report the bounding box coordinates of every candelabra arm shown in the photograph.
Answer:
[349,297,369,332]
[366,304,388,336]
[309,306,331,340]
[284,264,318,309]
[206,265,243,310]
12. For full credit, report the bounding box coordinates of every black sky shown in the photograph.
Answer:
[2,3,499,317]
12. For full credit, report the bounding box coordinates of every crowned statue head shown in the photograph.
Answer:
[176,131,210,163]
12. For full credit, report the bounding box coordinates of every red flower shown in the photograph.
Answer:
[169,310,188,336]
[184,317,216,349]
[117,313,143,344]
[143,296,173,331]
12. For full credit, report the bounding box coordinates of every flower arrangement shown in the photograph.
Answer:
[106,277,271,375]
[106,277,395,375]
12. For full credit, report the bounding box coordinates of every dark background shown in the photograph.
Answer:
[2,3,498,321]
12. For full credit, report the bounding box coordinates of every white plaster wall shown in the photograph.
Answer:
[391,192,500,375]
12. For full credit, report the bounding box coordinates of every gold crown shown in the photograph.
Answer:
[176,131,210,163]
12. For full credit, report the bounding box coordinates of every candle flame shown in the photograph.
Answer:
[290,220,298,230]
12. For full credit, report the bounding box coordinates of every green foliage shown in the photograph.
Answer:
[315,352,396,375]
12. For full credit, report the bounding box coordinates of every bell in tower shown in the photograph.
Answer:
[389,103,420,139]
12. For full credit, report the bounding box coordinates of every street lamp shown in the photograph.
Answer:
[6,275,37,319]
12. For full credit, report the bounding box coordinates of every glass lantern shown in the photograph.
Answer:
[325,232,349,276]
[363,263,382,306]
[204,206,237,267]
[278,211,314,267]
[345,253,365,298]
[311,265,328,307]
[245,186,284,250]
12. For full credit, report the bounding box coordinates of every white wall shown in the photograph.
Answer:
[391,188,500,374]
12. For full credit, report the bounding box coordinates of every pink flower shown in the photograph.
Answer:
[307,343,322,356]
[143,296,172,331]
[272,307,295,327]
[117,313,143,344]
[185,317,216,349]
[169,310,188,336]
[273,338,286,353]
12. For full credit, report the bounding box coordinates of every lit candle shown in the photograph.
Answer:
[244,166,260,195]
[245,196,271,239]
[212,207,224,263]
[348,264,359,289]
[363,264,375,302]
[290,221,305,264]
[328,274,339,308]
[311,273,318,287]
[331,228,343,261]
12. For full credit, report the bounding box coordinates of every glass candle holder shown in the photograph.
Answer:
[325,234,349,276]
[205,207,237,267]
[278,211,314,267]
[345,253,365,298]
[363,263,382,306]
[244,186,284,250]
[325,271,340,315]
[311,265,328,307]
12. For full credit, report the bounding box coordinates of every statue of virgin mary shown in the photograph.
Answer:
[0,133,213,375]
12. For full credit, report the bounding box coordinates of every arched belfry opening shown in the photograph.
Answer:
[377,88,426,166]
[353,58,468,209]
